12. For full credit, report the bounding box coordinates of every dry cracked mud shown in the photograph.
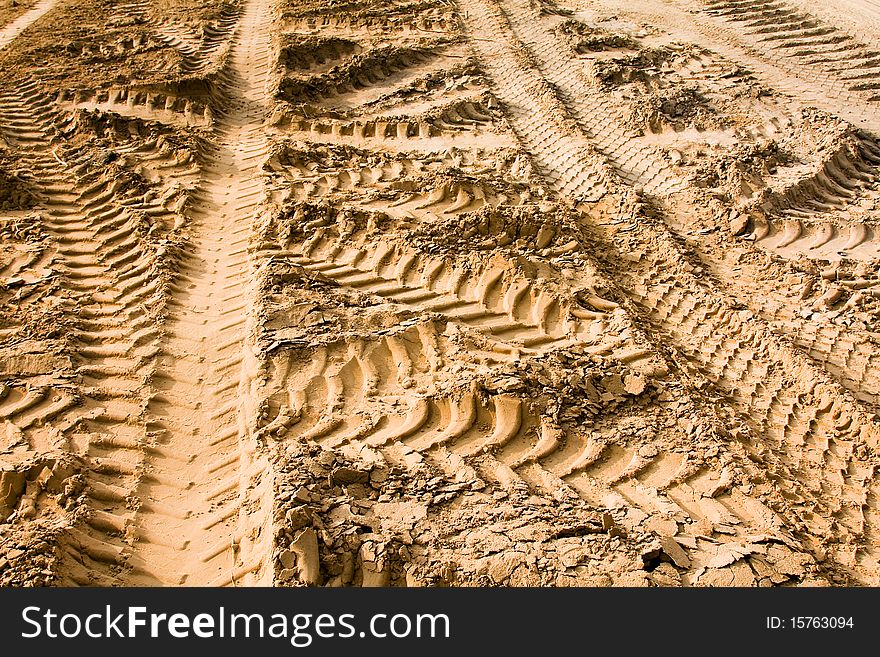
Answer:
[1,0,880,587]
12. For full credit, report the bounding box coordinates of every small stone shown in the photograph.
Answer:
[649,562,682,586]
[289,528,321,586]
[729,212,749,236]
[369,467,389,485]
[660,536,691,568]
[645,516,678,537]
[279,550,296,569]
[601,513,615,532]
[640,542,663,568]
[623,374,646,395]
[285,507,310,531]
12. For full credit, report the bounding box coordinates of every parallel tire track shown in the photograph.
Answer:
[454,0,614,200]
[625,257,880,582]
[701,0,880,99]
[619,0,880,131]
[492,0,686,195]
[458,0,880,583]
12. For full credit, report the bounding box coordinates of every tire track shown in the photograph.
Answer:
[283,234,605,355]
[623,250,880,582]
[280,45,454,109]
[458,0,880,583]
[453,0,613,200]
[57,86,214,130]
[275,113,503,147]
[281,11,455,36]
[701,0,880,97]
[4,0,876,586]
[750,135,880,261]
[267,147,529,213]
[125,0,277,586]
[646,194,880,416]
[786,0,880,45]
[449,1,810,555]
[489,0,880,414]
[272,321,790,575]
[119,0,241,78]
[490,0,686,195]
[0,82,172,585]
[584,0,880,132]
[518,0,880,265]
[501,0,880,261]
[0,0,56,51]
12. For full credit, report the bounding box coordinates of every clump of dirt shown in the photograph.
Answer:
[0,212,46,243]
[269,432,823,587]
[405,202,581,254]
[589,46,684,86]
[268,141,389,174]
[279,35,361,72]
[257,267,411,352]
[270,441,661,587]
[59,107,203,156]
[808,260,880,322]
[0,159,39,211]
[627,86,723,133]
[0,453,84,522]
[689,139,789,202]
[283,0,451,21]
[778,108,856,158]
[264,201,395,248]
[0,210,72,353]
[483,352,664,429]
[690,110,870,207]
[360,58,487,113]
[0,453,85,586]
[0,524,65,587]
[278,42,449,105]
[532,0,573,17]
[555,19,639,53]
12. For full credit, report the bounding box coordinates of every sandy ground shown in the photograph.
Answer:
[0,0,37,26]
[0,0,879,587]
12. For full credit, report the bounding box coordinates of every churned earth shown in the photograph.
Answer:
[1,0,879,587]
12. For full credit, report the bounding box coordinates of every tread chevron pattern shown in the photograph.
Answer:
[0,0,56,51]
[2,0,880,588]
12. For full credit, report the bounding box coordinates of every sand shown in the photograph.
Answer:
[0,0,878,587]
